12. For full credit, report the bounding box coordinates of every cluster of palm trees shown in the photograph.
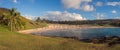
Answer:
[1,8,25,31]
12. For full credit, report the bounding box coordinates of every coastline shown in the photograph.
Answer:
[18,24,119,34]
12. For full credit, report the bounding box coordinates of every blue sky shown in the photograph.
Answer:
[0,0,120,20]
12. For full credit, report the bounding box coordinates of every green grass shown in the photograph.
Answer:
[0,26,120,50]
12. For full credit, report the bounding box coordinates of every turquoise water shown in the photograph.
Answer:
[35,28,120,39]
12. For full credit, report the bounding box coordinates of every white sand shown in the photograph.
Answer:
[18,24,117,34]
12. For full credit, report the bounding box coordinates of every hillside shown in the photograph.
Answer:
[0,8,10,16]
[0,8,46,30]
[47,19,120,27]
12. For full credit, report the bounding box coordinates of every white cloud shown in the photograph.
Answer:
[96,2,103,6]
[107,2,120,6]
[13,0,17,3]
[82,4,94,11]
[83,0,92,2]
[22,15,35,20]
[40,11,86,21]
[96,13,104,20]
[114,17,120,19]
[61,0,82,9]
[61,0,94,11]
[112,10,117,14]
[12,0,35,3]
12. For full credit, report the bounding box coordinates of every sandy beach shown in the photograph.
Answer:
[18,24,118,34]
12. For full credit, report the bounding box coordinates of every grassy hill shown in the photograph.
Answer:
[0,8,47,30]
[0,8,10,16]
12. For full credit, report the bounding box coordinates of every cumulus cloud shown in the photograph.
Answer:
[96,2,103,6]
[96,13,104,20]
[82,4,94,11]
[22,15,35,20]
[112,10,117,14]
[40,11,86,21]
[12,0,17,3]
[107,2,120,6]
[61,0,94,11]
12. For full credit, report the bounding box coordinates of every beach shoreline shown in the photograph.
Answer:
[18,24,119,34]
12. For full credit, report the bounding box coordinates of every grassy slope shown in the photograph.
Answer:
[0,26,120,50]
[0,8,47,30]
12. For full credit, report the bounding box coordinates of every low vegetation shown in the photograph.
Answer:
[46,19,120,27]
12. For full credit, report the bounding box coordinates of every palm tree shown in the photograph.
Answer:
[2,8,25,31]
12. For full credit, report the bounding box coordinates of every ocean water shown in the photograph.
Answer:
[33,28,120,39]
